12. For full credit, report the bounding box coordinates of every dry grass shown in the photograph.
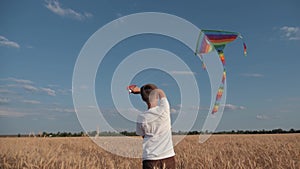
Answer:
[175,134,300,169]
[0,134,299,169]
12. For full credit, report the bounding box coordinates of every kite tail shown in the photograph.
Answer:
[200,55,206,70]
[219,51,225,65]
[202,62,206,70]
[211,50,227,114]
[239,35,247,56]
[212,76,225,114]
[212,83,225,114]
[243,42,247,56]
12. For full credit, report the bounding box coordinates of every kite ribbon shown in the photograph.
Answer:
[239,35,247,56]
[212,49,226,114]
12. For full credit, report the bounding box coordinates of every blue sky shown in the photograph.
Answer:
[0,0,299,134]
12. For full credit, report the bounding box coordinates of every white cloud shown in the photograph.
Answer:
[46,84,71,95]
[256,114,269,120]
[22,100,41,104]
[240,73,264,78]
[45,0,93,21]
[50,108,75,113]
[40,87,56,96]
[3,77,33,84]
[170,71,196,75]
[279,26,300,40]
[57,88,72,95]
[25,45,34,49]
[0,98,10,104]
[7,83,56,96]
[0,89,14,94]
[2,77,58,96]
[224,104,246,111]
[84,12,93,18]
[23,84,39,92]
[111,13,126,28]
[0,77,33,84]
[0,35,20,48]
[0,109,25,117]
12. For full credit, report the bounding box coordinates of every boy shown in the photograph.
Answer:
[129,84,175,169]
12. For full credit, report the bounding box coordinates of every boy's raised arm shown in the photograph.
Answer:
[128,85,141,94]
[156,89,166,99]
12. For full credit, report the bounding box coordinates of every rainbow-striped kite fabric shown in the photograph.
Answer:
[195,29,247,114]
[196,30,247,56]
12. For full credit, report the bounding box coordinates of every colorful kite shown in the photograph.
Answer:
[195,30,247,114]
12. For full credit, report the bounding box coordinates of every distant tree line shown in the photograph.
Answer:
[41,131,85,137]
[181,128,300,135]
[3,128,299,137]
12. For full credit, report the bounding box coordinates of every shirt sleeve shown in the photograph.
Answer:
[136,115,145,136]
[136,122,144,136]
[159,97,170,111]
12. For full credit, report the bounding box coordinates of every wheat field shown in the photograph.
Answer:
[0,134,299,169]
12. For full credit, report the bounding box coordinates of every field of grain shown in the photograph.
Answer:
[0,134,299,169]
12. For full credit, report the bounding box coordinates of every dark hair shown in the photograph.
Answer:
[140,84,158,104]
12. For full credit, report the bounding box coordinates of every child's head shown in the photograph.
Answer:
[140,84,158,105]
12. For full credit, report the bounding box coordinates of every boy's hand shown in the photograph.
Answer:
[127,85,141,94]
